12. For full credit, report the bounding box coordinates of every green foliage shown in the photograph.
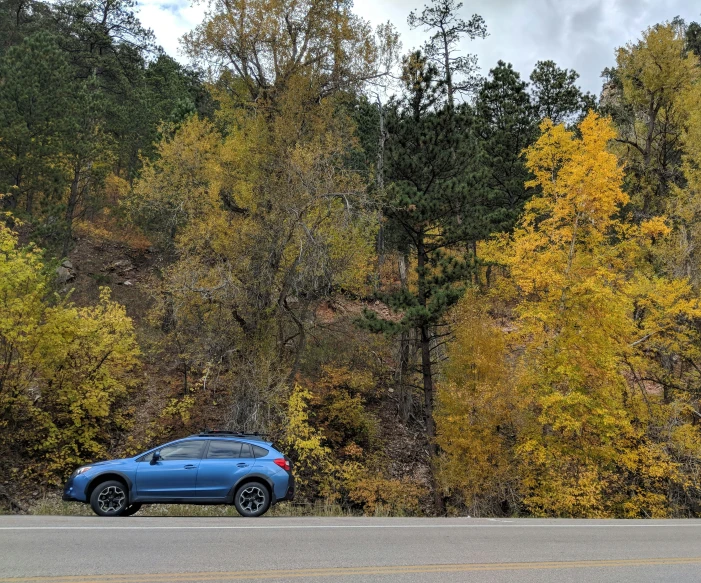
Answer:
[361,53,481,337]
[4,0,701,522]
[687,20,701,57]
[0,32,73,216]
[529,60,596,126]
[407,0,487,106]
[0,0,211,250]
[473,60,537,233]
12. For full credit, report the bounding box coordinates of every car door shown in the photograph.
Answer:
[195,440,255,500]
[135,440,206,500]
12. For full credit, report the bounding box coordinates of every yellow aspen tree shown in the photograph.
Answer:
[666,80,701,286]
[435,291,523,516]
[503,112,696,517]
[611,22,699,218]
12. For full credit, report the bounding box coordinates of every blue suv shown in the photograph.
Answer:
[63,431,294,517]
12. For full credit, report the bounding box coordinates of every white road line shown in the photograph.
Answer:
[1,523,701,531]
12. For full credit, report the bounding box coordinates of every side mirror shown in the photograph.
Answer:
[150,451,162,465]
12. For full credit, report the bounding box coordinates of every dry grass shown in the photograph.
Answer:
[25,494,363,518]
[74,218,152,253]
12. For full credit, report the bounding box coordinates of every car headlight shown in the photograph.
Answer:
[74,466,92,476]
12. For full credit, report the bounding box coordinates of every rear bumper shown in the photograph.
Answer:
[280,474,295,501]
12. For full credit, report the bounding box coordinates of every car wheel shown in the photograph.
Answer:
[90,480,129,517]
[234,482,270,517]
[122,503,142,517]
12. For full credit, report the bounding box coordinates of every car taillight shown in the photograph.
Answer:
[274,458,290,471]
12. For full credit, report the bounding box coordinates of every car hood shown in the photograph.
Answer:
[89,458,133,467]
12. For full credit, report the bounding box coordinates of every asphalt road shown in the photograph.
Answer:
[1,516,701,583]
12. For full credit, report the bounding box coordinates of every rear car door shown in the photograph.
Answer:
[195,440,255,499]
[135,440,205,499]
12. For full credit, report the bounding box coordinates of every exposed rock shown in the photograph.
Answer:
[104,259,134,274]
[56,260,76,284]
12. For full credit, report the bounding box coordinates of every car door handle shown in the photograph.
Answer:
[184,464,197,469]
[237,463,249,468]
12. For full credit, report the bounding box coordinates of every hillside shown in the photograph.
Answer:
[1,0,701,518]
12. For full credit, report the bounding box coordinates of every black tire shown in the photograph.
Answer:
[89,480,129,517]
[234,481,270,517]
[122,503,142,517]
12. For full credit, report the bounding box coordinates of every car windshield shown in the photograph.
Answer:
[138,440,205,462]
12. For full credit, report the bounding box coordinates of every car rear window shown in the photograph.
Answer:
[252,445,269,458]
[207,440,242,459]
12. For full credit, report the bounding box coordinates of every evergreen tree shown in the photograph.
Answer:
[474,60,537,233]
[0,32,73,216]
[407,0,487,108]
[359,53,484,509]
[52,0,156,178]
[530,60,596,126]
[0,0,53,53]
[687,20,701,56]
[0,0,211,250]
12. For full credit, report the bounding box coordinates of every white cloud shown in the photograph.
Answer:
[136,0,701,95]
[137,0,205,58]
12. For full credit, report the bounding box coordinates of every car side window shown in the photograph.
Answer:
[158,441,206,460]
[239,443,253,458]
[252,445,269,458]
[207,440,242,459]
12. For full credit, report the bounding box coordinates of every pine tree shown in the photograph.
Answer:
[474,60,538,233]
[530,60,596,126]
[359,52,484,510]
[407,0,487,108]
[684,20,701,57]
[0,32,73,216]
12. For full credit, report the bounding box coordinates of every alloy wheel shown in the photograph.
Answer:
[238,486,266,513]
[97,485,126,514]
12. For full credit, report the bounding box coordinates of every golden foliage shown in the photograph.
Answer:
[0,224,140,484]
[342,463,426,516]
[613,22,700,217]
[282,384,336,499]
[440,112,701,517]
[509,112,696,517]
[436,292,522,515]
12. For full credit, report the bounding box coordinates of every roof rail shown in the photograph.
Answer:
[195,429,270,438]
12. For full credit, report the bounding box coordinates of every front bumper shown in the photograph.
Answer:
[62,475,88,502]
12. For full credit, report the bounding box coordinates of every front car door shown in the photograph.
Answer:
[135,440,206,500]
[195,440,255,500]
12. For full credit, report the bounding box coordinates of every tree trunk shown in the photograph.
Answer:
[417,233,445,514]
[420,322,435,454]
[375,96,386,293]
[397,253,413,422]
[25,191,33,215]
[63,163,81,257]
[442,30,453,109]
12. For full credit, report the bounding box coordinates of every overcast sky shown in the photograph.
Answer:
[137,0,701,97]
